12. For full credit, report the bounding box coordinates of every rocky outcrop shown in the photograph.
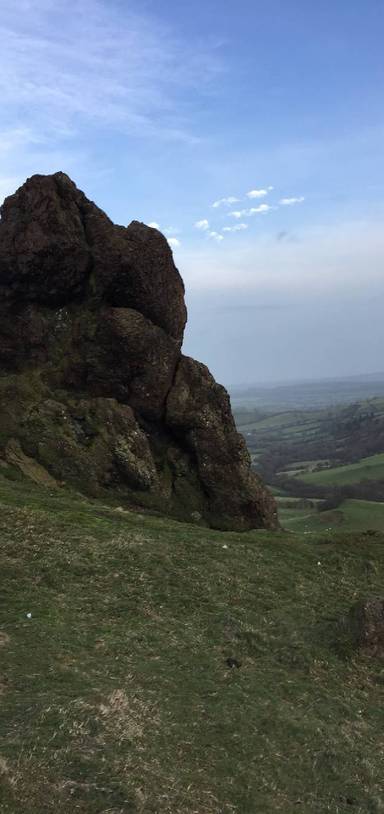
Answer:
[167,357,275,528]
[0,172,277,530]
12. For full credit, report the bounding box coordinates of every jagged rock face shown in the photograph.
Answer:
[0,172,277,531]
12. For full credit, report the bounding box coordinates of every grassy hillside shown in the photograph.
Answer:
[296,453,384,486]
[234,398,384,484]
[279,497,384,534]
[1,474,384,813]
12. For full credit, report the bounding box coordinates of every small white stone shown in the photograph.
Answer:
[26,612,32,619]
[222,544,228,549]
[317,561,321,566]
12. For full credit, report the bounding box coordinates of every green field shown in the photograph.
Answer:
[297,453,384,486]
[234,399,384,488]
[1,474,384,813]
[238,409,324,438]
[279,498,384,534]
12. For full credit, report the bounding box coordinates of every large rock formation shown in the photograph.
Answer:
[0,172,277,530]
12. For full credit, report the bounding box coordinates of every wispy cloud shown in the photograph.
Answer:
[147,222,181,238]
[222,223,248,232]
[0,126,45,154]
[208,231,224,242]
[180,219,384,293]
[212,196,239,208]
[195,219,210,230]
[249,204,272,214]
[0,0,222,201]
[246,187,273,199]
[279,196,305,206]
[230,204,272,218]
[0,1,220,141]
[168,237,181,248]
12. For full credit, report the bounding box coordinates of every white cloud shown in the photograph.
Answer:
[195,219,210,230]
[0,126,45,155]
[246,188,269,199]
[167,237,180,248]
[222,223,248,232]
[208,231,224,242]
[249,204,272,214]
[212,196,239,208]
[148,221,160,229]
[230,204,272,218]
[279,196,305,206]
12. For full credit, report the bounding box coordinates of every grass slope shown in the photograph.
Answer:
[297,453,384,486]
[279,498,384,534]
[1,476,384,813]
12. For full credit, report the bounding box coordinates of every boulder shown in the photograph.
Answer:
[0,172,277,531]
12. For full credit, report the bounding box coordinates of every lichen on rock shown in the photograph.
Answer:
[0,172,277,530]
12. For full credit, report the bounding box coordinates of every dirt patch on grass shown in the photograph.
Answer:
[63,683,161,749]
[0,755,17,787]
[99,688,145,740]
[0,631,10,647]
[0,675,8,695]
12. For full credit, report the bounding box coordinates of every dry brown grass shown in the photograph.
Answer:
[0,631,10,647]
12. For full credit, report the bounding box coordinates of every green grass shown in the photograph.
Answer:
[297,453,384,486]
[1,474,384,813]
[279,498,384,535]
[339,499,384,531]
[236,410,324,431]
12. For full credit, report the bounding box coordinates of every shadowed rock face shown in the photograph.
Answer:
[0,172,277,530]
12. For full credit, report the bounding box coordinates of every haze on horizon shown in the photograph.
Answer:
[1,0,383,386]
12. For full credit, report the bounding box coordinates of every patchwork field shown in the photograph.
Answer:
[235,395,384,534]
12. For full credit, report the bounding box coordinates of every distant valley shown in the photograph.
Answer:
[232,374,384,534]
[230,371,384,410]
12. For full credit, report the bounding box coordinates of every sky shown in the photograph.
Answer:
[1,0,384,385]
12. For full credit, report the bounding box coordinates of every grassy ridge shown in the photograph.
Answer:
[1,476,384,812]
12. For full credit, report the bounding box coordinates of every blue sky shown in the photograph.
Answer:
[1,0,384,384]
